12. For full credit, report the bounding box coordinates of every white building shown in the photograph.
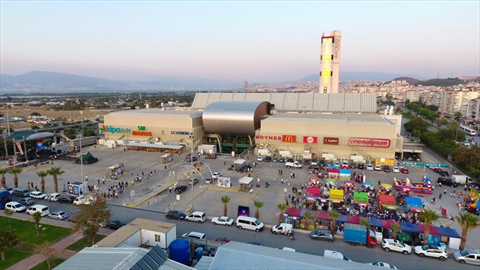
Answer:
[319,30,341,94]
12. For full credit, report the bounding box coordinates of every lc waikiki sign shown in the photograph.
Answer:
[348,137,391,148]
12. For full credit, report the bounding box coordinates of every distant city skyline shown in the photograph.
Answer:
[1,1,479,83]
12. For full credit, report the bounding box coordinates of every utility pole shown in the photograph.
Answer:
[80,111,85,194]
[190,148,195,211]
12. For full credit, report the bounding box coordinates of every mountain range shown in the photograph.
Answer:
[1,70,429,93]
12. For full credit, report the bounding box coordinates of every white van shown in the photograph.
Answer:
[185,211,206,223]
[236,216,264,232]
[27,204,50,216]
[323,250,352,262]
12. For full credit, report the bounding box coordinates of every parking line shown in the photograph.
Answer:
[411,165,426,175]
[242,188,261,201]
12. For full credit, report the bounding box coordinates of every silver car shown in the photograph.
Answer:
[453,249,480,265]
[48,211,69,220]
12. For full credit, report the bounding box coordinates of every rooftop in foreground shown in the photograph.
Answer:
[263,112,393,125]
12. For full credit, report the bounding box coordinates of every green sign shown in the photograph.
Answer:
[138,126,146,131]
[402,161,425,166]
[425,163,450,168]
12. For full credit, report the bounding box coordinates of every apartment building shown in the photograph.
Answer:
[403,90,420,102]
[466,98,480,123]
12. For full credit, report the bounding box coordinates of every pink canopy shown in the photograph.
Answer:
[306,187,321,197]
[285,207,301,217]
[316,211,332,221]
[381,219,399,229]
[417,224,441,236]
[309,176,319,182]
[347,215,361,224]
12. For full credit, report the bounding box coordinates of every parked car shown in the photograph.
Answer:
[188,178,199,185]
[212,172,221,178]
[182,231,206,240]
[310,159,318,166]
[175,185,188,194]
[414,245,448,260]
[30,191,47,200]
[106,220,126,230]
[438,170,450,177]
[392,166,400,173]
[45,193,61,202]
[57,196,75,204]
[18,197,35,206]
[383,166,392,173]
[186,156,198,162]
[366,262,398,269]
[48,211,69,220]
[26,204,50,216]
[357,163,365,170]
[437,177,458,187]
[366,164,374,171]
[303,159,310,165]
[5,202,26,212]
[401,167,409,174]
[211,237,230,243]
[453,249,480,265]
[166,210,186,220]
[257,156,264,162]
[212,216,234,226]
[374,165,382,171]
[271,223,293,235]
[272,157,278,163]
[185,211,206,223]
[278,158,285,163]
[265,156,272,162]
[350,163,356,169]
[1,187,14,195]
[309,230,334,242]
[382,239,411,254]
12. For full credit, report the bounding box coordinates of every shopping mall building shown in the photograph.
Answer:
[99,93,405,162]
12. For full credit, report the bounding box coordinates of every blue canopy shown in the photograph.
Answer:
[367,216,383,227]
[437,226,461,238]
[363,182,374,187]
[399,222,420,233]
[336,215,347,223]
[405,197,422,206]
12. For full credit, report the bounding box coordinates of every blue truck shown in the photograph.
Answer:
[343,223,377,248]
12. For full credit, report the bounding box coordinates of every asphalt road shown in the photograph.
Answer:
[10,198,478,270]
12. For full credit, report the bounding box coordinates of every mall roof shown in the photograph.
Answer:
[107,109,203,118]
[191,92,377,113]
[263,113,393,125]
[205,241,385,270]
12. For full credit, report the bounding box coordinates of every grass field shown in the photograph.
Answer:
[66,234,106,252]
[0,249,31,270]
[30,257,66,270]
[0,217,72,245]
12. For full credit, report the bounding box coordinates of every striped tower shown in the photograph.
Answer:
[319,30,342,93]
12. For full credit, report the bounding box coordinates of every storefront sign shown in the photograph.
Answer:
[100,125,131,134]
[324,137,339,145]
[282,135,297,143]
[348,137,391,148]
[132,130,152,136]
[138,126,146,131]
[255,135,282,141]
[303,136,318,144]
[171,131,191,135]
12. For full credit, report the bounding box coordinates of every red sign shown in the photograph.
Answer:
[303,136,318,144]
[282,135,297,143]
[323,137,339,145]
[132,131,153,136]
[348,137,391,148]
[255,135,282,141]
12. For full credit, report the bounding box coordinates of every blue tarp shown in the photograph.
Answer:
[437,226,461,238]
[336,215,347,223]
[405,197,422,206]
[399,222,420,233]
[367,217,383,227]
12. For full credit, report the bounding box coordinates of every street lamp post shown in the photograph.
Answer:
[80,111,85,194]
[190,149,195,211]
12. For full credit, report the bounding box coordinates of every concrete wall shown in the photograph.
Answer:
[118,230,141,247]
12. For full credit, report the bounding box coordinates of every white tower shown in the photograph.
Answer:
[319,30,342,93]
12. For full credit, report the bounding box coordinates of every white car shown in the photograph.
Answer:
[48,211,69,220]
[212,172,222,178]
[257,156,264,162]
[45,193,61,202]
[366,262,398,269]
[374,165,382,171]
[414,245,448,260]
[392,166,400,173]
[366,164,374,171]
[5,202,26,212]
[29,191,47,199]
[382,239,411,254]
[212,216,234,226]
[185,211,206,223]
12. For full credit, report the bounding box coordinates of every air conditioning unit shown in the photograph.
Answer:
[270,110,276,115]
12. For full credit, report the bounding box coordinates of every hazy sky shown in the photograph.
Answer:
[1,1,479,83]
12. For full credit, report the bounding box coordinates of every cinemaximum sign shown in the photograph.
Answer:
[348,137,391,148]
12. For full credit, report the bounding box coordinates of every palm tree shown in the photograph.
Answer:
[253,200,264,219]
[3,209,13,231]
[391,223,401,239]
[419,210,441,245]
[456,212,480,250]
[36,171,48,193]
[304,211,313,230]
[329,210,340,233]
[277,203,287,224]
[47,167,65,193]
[9,167,22,188]
[0,168,8,187]
[32,212,42,236]
[360,218,371,228]
[221,196,231,217]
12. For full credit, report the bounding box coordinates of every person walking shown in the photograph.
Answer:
[290,230,295,240]
[169,186,172,193]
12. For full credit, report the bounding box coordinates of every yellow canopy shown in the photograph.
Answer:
[329,189,344,202]
[381,183,393,189]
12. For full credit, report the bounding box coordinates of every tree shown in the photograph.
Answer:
[0,231,18,261]
[4,209,13,231]
[47,167,65,193]
[73,197,111,246]
[36,171,49,193]
[0,168,8,187]
[253,200,264,219]
[221,195,231,217]
[404,117,429,137]
[9,167,22,188]
[303,211,313,230]
[277,203,287,224]
[329,210,340,233]
[34,242,54,270]
[360,218,371,228]
[456,212,480,251]
[454,111,462,122]
[33,212,43,236]
[419,210,441,245]
[434,117,448,127]
[391,222,401,239]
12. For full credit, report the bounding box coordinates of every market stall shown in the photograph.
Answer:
[329,189,344,203]
[399,222,420,233]
[234,159,246,171]
[366,216,383,228]
[354,192,369,207]
[238,177,253,192]
[285,207,301,218]
[347,215,361,224]
[309,176,320,185]
[362,182,374,191]
[404,197,423,212]
[339,167,351,181]
[326,179,337,189]
[378,194,397,210]
[108,163,125,175]
[327,167,340,180]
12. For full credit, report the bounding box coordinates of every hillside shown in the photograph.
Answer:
[390,76,465,87]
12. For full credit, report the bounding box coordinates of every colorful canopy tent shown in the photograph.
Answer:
[416,224,441,236]
[329,189,344,203]
[404,197,423,211]
[362,182,373,187]
[316,211,332,221]
[339,168,351,181]
[380,219,398,229]
[309,176,319,182]
[344,180,355,186]
[354,192,368,203]
[366,216,383,227]
[306,187,321,197]
[399,222,420,233]
[381,183,393,190]
[347,215,361,224]
[436,226,461,238]
[285,207,301,217]
[328,167,340,180]
[336,215,347,223]
[379,194,396,209]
